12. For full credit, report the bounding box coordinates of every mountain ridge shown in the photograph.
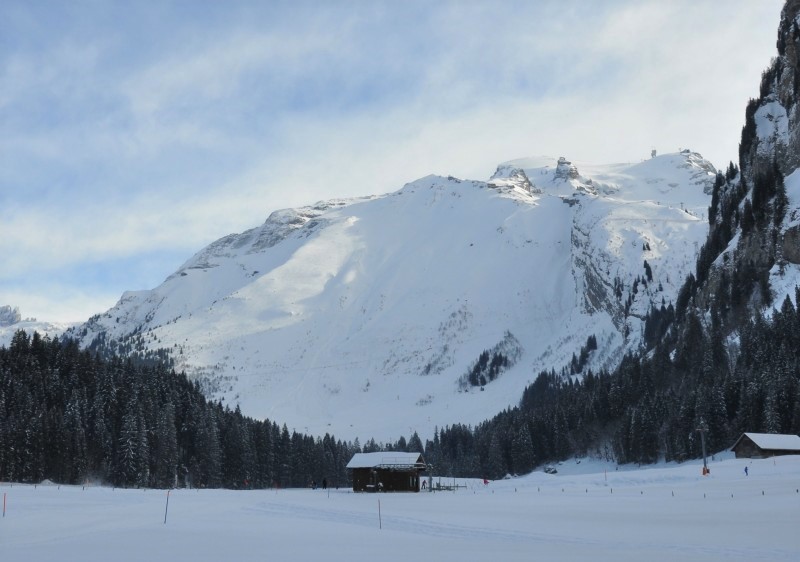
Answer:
[66,151,714,442]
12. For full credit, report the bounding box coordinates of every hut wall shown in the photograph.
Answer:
[352,468,373,492]
[733,437,762,458]
[351,468,422,492]
[376,469,420,492]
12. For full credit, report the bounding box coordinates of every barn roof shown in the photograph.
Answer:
[346,452,426,470]
[731,433,800,452]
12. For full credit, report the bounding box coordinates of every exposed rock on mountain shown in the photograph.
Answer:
[0,305,21,327]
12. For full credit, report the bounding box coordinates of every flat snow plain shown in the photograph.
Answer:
[1,455,797,561]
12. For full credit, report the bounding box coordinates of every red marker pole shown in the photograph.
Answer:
[164,490,170,524]
[3,492,6,517]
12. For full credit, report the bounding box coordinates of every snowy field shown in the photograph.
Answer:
[2,455,798,562]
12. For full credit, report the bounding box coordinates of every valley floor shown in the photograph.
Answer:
[1,456,798,561]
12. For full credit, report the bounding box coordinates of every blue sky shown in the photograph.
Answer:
[0,0,785,322]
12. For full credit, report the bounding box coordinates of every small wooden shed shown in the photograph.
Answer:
[346,452,427,492]
[730,433,800,458]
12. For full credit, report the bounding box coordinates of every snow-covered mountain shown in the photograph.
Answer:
[69,151,715,441]
[0,305,73,348]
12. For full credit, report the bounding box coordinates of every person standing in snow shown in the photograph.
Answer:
[744,466,748,476]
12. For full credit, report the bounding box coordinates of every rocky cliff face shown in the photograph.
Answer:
[740,1,800,178]
[775,2,800,266]
[775,0,800,174]
[750,2,800,277]
[695,0,800,321]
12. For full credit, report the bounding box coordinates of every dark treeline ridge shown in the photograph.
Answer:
[0,331,360,489]
[4,296,798,487]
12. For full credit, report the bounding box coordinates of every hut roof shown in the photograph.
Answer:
[731,433,800,452]
[346,452,426,470]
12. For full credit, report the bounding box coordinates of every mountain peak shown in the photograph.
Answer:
[68,149,714,441]
[496,150,716,204]
[488,165,539,196]
[554,156,580,181]
[0,305,22,327]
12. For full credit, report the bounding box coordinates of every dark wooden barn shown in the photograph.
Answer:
[346,452,427,492]
[730,433,800,459]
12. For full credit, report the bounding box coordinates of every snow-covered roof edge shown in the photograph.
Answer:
[346,452,426,469]
[731,433,800,451]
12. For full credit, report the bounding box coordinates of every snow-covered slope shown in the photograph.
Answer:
[69,151,714,441]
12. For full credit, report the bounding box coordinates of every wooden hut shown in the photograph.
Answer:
[346,452,427,492]
[730,433,800,458]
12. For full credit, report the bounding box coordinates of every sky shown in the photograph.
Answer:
[0,0,786,323]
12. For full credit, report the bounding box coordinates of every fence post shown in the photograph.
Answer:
[164,490,171,524]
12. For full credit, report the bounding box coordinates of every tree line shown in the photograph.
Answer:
[4,287,798,487]
[0,331,358,489]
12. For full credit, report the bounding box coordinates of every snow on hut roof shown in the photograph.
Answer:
[346,452,426,470]
[733,433,800,451]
